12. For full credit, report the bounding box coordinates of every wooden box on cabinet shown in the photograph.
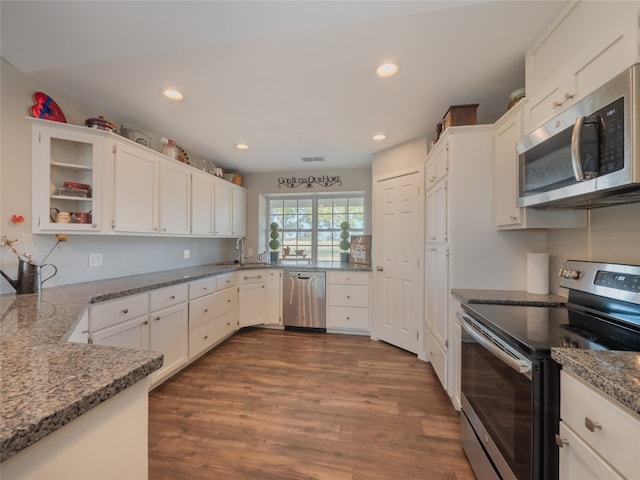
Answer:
[443,104,478,129]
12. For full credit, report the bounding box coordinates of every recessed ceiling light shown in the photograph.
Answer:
[163,89,184,101]
[373,133,387,141]
[236,143,249,150]
[376,63,398,77]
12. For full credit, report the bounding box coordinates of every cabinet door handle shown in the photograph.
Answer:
[203,335,208,340]
[552,99,564,108]
[142,320,149,325]
[346,295,350,299]
[122,308,129,314]
[554,434,568,448]
[204,308,208,313]
[376,265,384,272]
[584,417,601,432]
[154,316,160,321]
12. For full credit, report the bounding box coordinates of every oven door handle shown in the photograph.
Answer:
[458,312,532,376]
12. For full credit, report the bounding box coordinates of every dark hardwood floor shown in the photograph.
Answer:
[148,328,476,480]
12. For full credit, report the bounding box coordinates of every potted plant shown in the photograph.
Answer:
[269,222,281,263]
[339,221,351,263]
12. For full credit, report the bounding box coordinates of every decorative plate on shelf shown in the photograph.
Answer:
[30,92,67,123]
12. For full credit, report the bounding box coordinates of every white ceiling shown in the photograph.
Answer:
[1,0,565,173]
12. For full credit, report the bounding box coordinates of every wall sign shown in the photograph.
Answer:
[277,175,343,189]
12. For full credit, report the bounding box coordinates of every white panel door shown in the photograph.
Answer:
[373,168,424,354]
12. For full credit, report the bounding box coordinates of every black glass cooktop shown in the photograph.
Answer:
[462,302,640,359]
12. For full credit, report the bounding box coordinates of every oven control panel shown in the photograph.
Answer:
[560,260,640,304]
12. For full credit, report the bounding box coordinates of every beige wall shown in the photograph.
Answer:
[242,167,372,261]
[371,136,427,178]
[548,203,640,294]
[0,58,234,293]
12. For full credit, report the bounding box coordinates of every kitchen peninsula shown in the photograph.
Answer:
[0,261,370,478]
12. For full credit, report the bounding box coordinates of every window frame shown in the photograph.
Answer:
[266,192,365,262]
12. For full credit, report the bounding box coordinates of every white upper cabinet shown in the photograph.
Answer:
[112,139,159,234]
[31,119,239,238]
[493,100,586,230]
[191,170,215,236]
[31,118,106,233]
[524,0,640,132]
[213,177,232,236]
[158,159,191,235]
[231,186,246,237]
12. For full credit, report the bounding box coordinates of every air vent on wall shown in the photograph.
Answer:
[301,156,324,162]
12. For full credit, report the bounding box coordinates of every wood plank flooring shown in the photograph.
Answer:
[148,328,476,480]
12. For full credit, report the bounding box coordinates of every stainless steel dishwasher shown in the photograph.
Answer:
[282,271,326,330]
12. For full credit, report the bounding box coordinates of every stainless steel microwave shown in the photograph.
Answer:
[517,63,640,209]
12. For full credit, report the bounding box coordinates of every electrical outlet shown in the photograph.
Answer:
[183,249,191,259]
[89,253,102,267]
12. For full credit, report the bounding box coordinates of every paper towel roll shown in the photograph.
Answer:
[527,253,549,294]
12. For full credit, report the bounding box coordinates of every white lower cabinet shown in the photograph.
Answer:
[189,309,237,360]
[188,275,238,360]
[91,315,150,349]
[238,270,267,327]
[89,277,240,389]
[558,371,639,480]
[326,271,370,334]
[265,270,283,325]
[149,301,189,388]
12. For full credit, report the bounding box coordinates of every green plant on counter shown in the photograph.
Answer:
[339,221,350,251]
[269,222,281,251]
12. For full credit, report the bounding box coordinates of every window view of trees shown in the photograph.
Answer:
[268,195,364,262]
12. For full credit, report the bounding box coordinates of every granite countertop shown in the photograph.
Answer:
[451,288,567,306]
[0,261,371,461]
[551,349,640,415]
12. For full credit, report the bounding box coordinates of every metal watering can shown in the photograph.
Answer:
[0,259,57,294]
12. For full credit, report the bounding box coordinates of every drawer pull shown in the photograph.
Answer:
[585,417,601,432]
[554,434,568,448]
[226,322,231,326]
[122,308,129,314]
[143,320,149,325]
[346,295,350,299]
[227,299,231,303]
[169,295,176,299]
[203,335,208,340]
[154,316,160,321]
[202,286,208,290]
[243,275,263,280]
[346,317,350,320]
[204,308,208,313]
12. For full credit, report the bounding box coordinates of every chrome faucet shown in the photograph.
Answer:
[235,237,245,265]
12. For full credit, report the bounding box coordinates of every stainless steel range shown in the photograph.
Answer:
[458,260,640,480]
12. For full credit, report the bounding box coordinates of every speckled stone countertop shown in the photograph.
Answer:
[451,288,567,306]
[552,349,640,415]
[0,261,371,461]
